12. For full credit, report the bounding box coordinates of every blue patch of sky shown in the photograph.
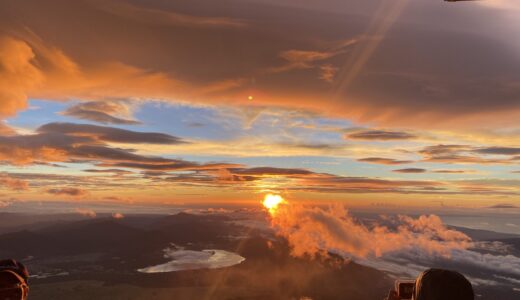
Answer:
[134,102,244,140]
[6,99,73,130]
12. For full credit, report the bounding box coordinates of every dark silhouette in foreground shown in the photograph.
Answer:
[0,260,29,300]
[386,268,474,300]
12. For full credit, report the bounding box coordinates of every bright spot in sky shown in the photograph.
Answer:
[248,95,254,100]
[263,194,285,214]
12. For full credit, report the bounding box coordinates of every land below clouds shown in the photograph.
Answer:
[0,209,518,300]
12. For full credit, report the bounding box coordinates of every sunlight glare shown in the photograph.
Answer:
[262,194,285,214]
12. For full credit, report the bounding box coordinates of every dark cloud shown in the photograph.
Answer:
[37,122,185,144]
[474,147,520,156]
[83,168,134,174]
[346,130,416,141]
[419,145,471,156]
[357,157,413,165]
[102,161,241,171]
[433,169,472,174]
[392,168,427,174]
[0,0,519,127]
[419,144,516,164]
[62,101,141,125]
[46,187,88,196]
[231,167,313,176]
[487,204,519,209]
[0,123,236,173]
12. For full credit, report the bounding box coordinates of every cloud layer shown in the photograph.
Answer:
[0,0,519,127]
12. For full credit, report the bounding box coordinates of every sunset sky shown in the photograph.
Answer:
[0,0,519,209]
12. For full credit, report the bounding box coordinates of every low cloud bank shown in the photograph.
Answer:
[266,202,520,288]
[138,246,245,273]
[268,203,470,258]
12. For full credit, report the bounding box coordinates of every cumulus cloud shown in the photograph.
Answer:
[266,202,471,258]
[46,187,88,197]
[0,37,44,118]
[265,201,520,287]
[61,101,141,125]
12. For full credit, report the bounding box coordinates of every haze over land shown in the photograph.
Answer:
[0,0,519,299]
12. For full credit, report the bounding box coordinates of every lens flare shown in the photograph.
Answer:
[262,194,285,214]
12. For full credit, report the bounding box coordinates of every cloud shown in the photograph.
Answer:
[419,144,516,164]
[46,187,88,197]
[74,208,96,218]
[0,37,44,118]
[0,0,518,128]
[112,212,124,219]
[0,122,244,176]
[0,122,16,136]
[138,247,245,273]
[231,167,313,176]
[357,157,413,165]
[266,202,471,258]
[157,166,447,194]
[487,204,518,209]
[346,130,416,141]
[267,39,357,75]
[93,0,246,28]
[83,169,133,175]
[0,173,29,190]
[433,169,473,174]
[319,64,338,82]
[61,101,141,125]
[37,122,185,144]
[393,168,427,174]
[474,147,520,155]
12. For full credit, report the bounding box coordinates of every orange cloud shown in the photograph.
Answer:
[0,173,29,190]
[0,0,518,128]
[0,37,44,117]
[74,208,97,218]
[267,202,471,258]
[46,187,88,197]
[61,101,141,125]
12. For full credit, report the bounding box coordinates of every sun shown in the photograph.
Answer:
[262,194,285,214]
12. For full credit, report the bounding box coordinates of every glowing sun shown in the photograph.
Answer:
[263,194,285,213]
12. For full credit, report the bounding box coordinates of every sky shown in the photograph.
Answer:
[0,0,519,210]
